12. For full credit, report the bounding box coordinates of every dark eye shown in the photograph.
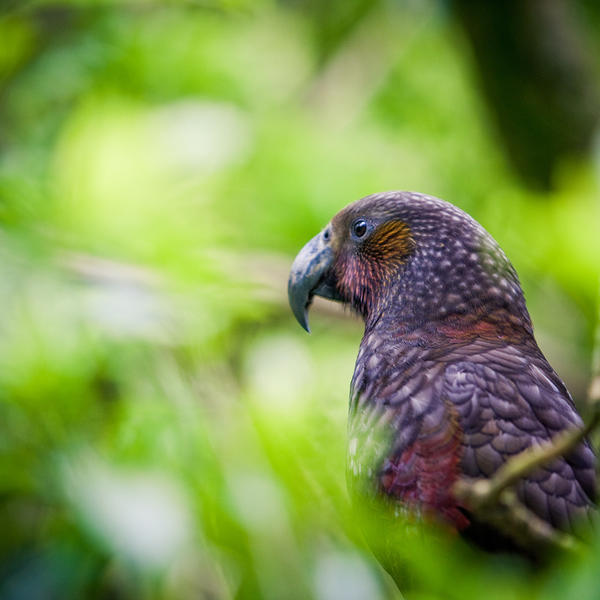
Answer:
[351,218,368,239]
[323,228,331,242]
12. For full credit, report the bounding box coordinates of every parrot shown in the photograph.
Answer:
[287,191,596,562]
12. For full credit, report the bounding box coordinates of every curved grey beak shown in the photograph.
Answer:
[288,230,341,332]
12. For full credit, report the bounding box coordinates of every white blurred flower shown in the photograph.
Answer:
[244,334,315,415]
[228,472,288,533]
[314,551,383,600]
[64,456,193,569]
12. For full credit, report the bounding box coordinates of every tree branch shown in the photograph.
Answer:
[455,410,600,515]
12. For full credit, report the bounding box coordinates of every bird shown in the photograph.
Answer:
[287,191,596,564]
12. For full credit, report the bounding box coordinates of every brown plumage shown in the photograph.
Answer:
[288,191,596,560]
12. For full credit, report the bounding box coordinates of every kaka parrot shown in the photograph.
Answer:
[288,191,596,561]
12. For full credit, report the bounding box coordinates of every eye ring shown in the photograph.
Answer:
[351,218,368,239]
[323,228,331,242]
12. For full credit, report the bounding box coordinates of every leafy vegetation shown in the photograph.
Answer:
[0,1,598,598]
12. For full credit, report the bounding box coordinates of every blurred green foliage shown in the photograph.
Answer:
[0,1,599,599]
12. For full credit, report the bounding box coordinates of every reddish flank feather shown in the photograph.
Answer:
[380,402,470,531]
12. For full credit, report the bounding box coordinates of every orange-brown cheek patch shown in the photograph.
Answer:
[334,220,415,316]
[364,220,414,265]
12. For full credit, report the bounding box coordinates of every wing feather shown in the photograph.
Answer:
[443,342,596,530]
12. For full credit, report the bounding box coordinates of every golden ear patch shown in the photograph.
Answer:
[332,219,415,317]
[363,220,415,263]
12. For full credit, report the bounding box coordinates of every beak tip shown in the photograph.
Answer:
[290,297,311,333]
[301,316,311,334]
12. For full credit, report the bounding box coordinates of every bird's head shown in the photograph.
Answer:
[288,191,532,336]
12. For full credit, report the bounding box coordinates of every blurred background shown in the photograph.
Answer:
[0,0,599,598]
